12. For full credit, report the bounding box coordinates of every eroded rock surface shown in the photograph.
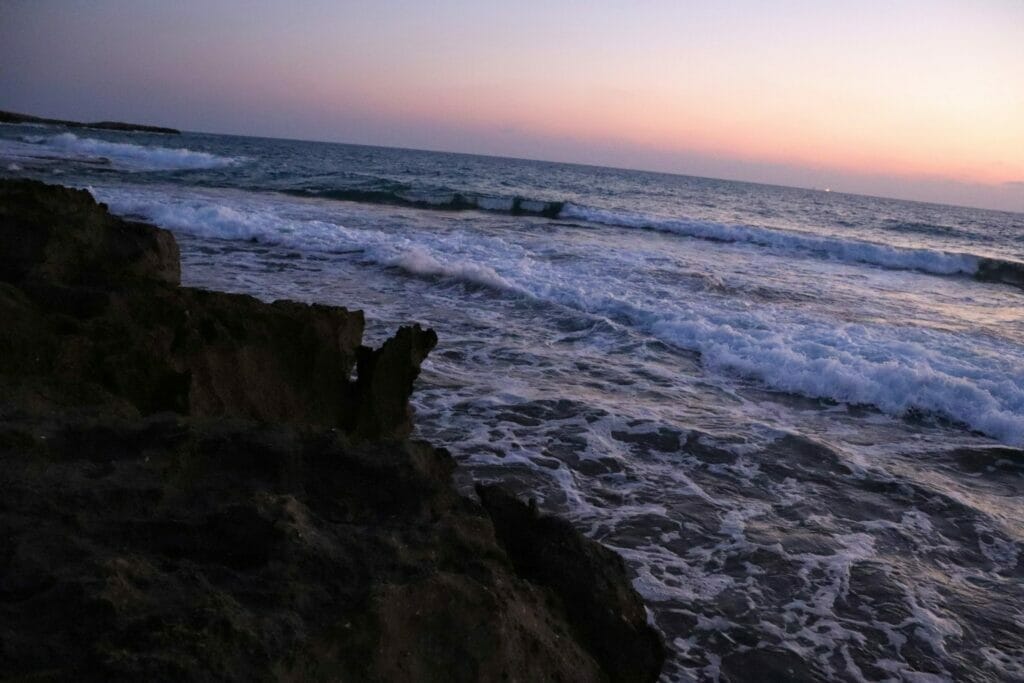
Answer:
[0,179,420,440]
[0,179,665,681]
[478,485,666,683]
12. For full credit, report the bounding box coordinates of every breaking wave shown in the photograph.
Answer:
[29,133,239,171]
[287,187,564,217]
[560,203,1024,289]
[388,246,526,293]
[92,185,1024,447]
[92,186,527,294]
[282,188,1024,289]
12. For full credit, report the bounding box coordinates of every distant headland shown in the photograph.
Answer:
[0,109,180,135]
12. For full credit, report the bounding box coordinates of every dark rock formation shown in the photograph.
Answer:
[353,325,439,440]
[0,179,665,681]
[0,415,614,681]
[1,179,403,438]
[478,485,666,683]
[0,181,180,287]
[0,109,181,135]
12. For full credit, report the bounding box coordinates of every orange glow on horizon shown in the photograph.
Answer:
[332,78,1023,187]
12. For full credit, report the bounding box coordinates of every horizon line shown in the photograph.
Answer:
[182,124,1024,218]
[3,109,1021,217]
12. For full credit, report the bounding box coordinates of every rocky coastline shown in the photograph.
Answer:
[0,110,180,135]
[0,179,664,681]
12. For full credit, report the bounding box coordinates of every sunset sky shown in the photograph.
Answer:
[2,0,1022,211]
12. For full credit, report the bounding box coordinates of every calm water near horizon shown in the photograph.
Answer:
[3,124,1023,682]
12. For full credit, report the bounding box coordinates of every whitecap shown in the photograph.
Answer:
[560,203,983,277]
[36,133,238,172]
[91,184,1024,447]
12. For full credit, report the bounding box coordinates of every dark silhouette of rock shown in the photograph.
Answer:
[2,179,376,436]
[0,416,619,682]
[0,179,666,681]
[0,109,181,134]
[353,324,438,440]
[477,484,666,683]
[0,180,180,287]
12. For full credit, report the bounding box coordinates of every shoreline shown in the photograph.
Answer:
[0,179,664,681]
[0,109,181,135]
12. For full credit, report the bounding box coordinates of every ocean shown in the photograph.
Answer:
[2,125,1022,682]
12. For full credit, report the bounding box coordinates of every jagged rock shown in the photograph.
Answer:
[477,484,666,683]
[354,324,439,440]
[0,268,368,429]
[0,179,391,436]
[0,416,610,681]
[0,179,666,681]
[0,179,180,287]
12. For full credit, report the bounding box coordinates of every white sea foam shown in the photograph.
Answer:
[102,196,269,241]
[91,185,1024,447]
[388,246,525,293]
[560,203,982,277]
[645,313,1024,445]
[37,133,237,171]
[976,524,1020,572]
[94,186,529,293]
[90,181,1023,679]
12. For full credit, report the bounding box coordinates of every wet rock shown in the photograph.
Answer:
[683,430,737,464]
[948,445,1024,473]
[477,484,666,683]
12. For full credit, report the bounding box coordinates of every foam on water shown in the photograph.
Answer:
[560,203,993,278]
[645,314,1024,445]
[6,123,1024,680]
[84,174,1022,681]
[389,246,526,293]
[92,185,1024,447]
[24,133,238,171]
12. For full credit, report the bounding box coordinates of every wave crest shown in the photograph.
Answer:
[561,203,1024,289]
[282,188,1024,289]
[290,187,563,217]
[37,133,239,171]
[92,185,1024,446]
[388,246,525,293]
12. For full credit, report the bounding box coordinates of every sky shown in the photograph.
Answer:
[1,0,1022,212]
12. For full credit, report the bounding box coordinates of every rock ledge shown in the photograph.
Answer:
[0,179,664,682]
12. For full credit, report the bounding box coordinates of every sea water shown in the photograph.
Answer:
[3,125,1022,682]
